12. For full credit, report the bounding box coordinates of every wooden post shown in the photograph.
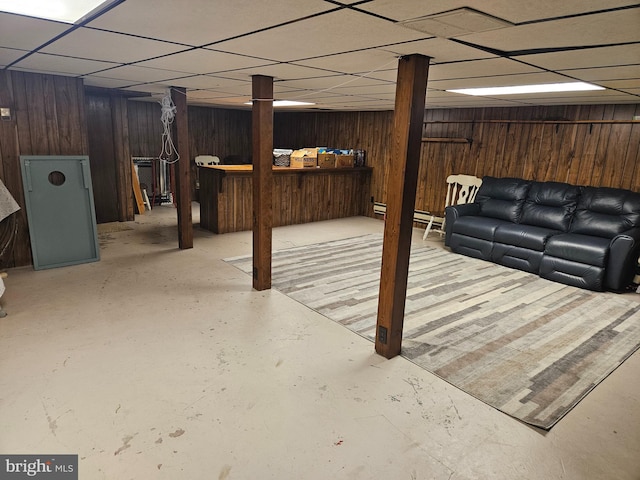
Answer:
[171,86,193,249]
[375,54,430,359]
[252,75,274,291]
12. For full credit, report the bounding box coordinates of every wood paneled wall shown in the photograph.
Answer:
[0,71,89,267]
[86,92,133,223]
[274,110,393,211]
[127,102,253,160]
[274,104,640,219]
[2,70,637,269]
[127,101,252,194]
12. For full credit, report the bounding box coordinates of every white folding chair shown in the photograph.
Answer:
[423,174,482,240]
[194,155,220,166]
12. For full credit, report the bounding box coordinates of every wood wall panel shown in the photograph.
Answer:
[127,101,163,157]
[199,168,372,233]
[0,71,88,267]
[275,104,640,222]
[86,94,119,223]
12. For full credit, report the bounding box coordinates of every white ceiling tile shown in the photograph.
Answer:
[11,53,118,76]
[380,37,497,63]
[222,63,344,82]
[0,47,27,67]
[162,75,249,90]
[427,58,542,81]
[460,9,640,52]
[560,65,640,81]
[124,84,171,95]
[360,0,637,25]
[85,65,191,83]
[137,49,273,75]
[0,13,69,50]
[597,79,640,89]
[82,75,137,89]
[41,28,186,63]
[332,83,398,96]
[2,2,637,110]
[214,9,427,62]
[187,90,245,100]
[427,72,576,90]
[277,74,387,91]
[295,49,400,74]
[520,45,640,71]
[86,0,335,47]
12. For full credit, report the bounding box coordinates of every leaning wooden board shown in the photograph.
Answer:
[131,161,145,215]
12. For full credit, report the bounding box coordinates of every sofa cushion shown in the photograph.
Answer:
[539,256,605,291]
[449,234,493,261]
[570,186,640,238]
[520,181,580,231]
[491,243,543,273]
[475,176,531,223]
[494,223,560,251]
[544,233,610,267]
[451,216,510,241]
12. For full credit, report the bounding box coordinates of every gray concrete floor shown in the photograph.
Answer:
[1,204,639,479]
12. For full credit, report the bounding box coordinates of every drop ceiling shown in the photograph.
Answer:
[1,0,639,111]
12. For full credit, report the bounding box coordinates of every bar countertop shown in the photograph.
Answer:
[200,165,373,176]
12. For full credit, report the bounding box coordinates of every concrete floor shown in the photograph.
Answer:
[1,204,639,480]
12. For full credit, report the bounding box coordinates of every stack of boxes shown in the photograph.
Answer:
[278,148,366,169]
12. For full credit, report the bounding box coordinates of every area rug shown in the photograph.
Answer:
[225,233,640,429]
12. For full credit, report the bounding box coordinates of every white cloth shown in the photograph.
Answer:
[0,179,19,223]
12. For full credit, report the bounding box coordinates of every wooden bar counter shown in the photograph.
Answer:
[199,165,373,233]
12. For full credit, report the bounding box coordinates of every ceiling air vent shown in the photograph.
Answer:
[397,7,513,38]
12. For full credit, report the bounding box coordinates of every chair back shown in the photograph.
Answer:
[195,155,220,166]
[445,174,483,209]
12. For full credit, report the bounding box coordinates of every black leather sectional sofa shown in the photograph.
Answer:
[444,176,640,292]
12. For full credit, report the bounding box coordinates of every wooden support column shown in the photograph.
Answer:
[375,54,430,359]
[171,86,193,249]
[251,75,274,291]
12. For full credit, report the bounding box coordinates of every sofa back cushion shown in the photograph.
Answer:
[520,182,580,231]
[570,187,640,238]
[475,176,531,223]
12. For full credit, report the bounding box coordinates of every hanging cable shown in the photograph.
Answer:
[158,88,180,164]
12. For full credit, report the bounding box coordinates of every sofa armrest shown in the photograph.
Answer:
[444,203,481,246]
[606,228,640,291]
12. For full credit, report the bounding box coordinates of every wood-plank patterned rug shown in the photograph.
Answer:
[225,233,640,429]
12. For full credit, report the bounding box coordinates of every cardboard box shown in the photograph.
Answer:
[290,149,317,168]
[335,154,354,168]
[317,153,336,168]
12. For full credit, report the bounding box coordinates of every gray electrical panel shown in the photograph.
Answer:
[20,155,100,270]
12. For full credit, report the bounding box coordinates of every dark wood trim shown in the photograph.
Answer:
[171,86,193,249]
[252,76,274,291]
[376,54,431,359]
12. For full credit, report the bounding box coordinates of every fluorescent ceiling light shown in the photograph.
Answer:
[447,82,605,96]
[0,0,115,23]
[245,100,315,107]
